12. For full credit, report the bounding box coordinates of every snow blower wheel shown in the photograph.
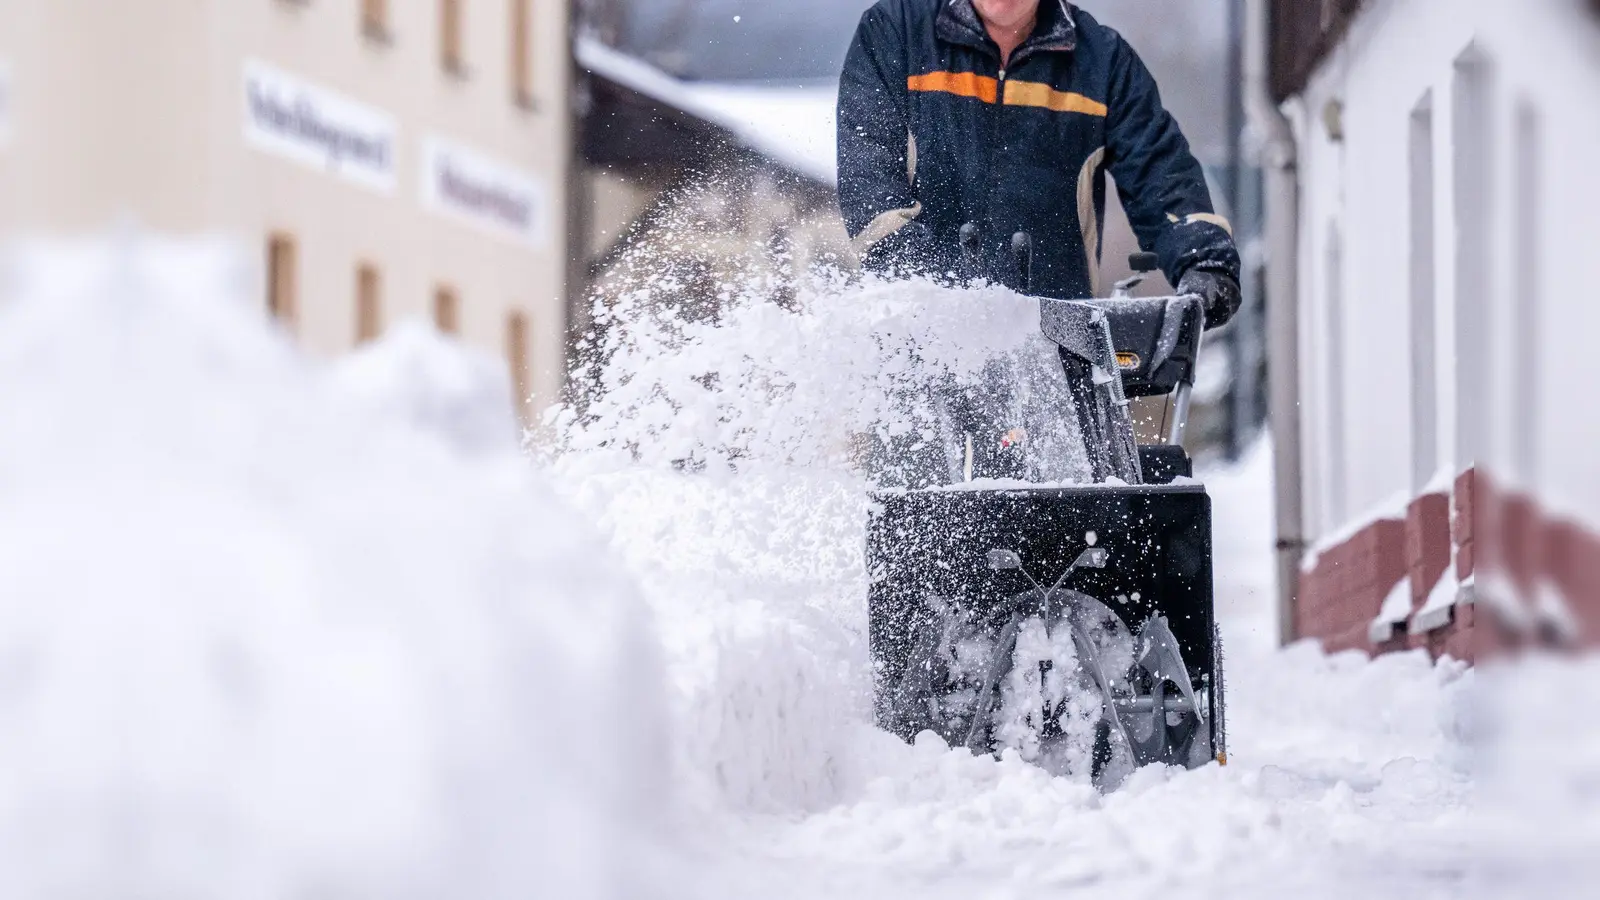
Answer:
[868,246,1226,783]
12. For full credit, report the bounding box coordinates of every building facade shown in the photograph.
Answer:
[0,0,572,417]
[1267,0,1600,658]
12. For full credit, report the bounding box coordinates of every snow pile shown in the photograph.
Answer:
[334,320,522,458]
[556,461,869,814]
[1464,654,1600,895]
[0,238,671,899]
[697,644,1473,900]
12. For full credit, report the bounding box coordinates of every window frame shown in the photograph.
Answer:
[506,309,532,418]
[1408,91,1438,492]
[440,0,467,77]
[361,0,391,42]
[434,285,461,334]
[511,0,535,109]
[267,232,298,330]
[356,262,383,344]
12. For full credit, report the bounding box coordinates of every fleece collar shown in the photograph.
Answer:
[935,0,1079,58]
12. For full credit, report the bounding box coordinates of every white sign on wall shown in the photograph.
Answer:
[0,60,12,147]
[421,137,548,247]
[243,60,396,193]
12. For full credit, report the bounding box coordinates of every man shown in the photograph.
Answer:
[837,0,1240,326]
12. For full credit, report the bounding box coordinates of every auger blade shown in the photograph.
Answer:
[1137,615,1203,723]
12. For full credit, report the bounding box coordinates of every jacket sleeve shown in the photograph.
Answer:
[1103,38,1241,286]
[836,8,947,275]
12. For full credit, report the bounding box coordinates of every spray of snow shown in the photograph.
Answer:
[0,237,672,899]
[551,269,1087,483]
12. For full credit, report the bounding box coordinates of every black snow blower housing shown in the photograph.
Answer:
[867,249,1226,785]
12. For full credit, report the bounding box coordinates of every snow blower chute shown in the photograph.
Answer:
[867,245,1226,784]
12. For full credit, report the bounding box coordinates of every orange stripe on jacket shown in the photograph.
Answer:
[1002,80,1108,116]
[907,71,999,104]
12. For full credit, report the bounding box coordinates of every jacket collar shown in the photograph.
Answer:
[935,0,1078,58]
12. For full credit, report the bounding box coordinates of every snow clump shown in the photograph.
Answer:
[0,237,673,900]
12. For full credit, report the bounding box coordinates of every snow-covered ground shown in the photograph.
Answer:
[552,274,1484,898]
[0,238,1590,898]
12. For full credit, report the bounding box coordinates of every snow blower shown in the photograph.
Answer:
[867,242,1225,785]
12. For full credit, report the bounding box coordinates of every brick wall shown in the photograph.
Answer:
[1548,519,1600,641]
[1298,518,1408,655]
[1476,471,1600,650]
[1295,468,1599,661]
[1296,483,1467,660]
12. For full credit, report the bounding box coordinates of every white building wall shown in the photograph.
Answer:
[0,0,572,414]
[0,6,12,235]
[1496,3,1600,520]
[1293,0,1600,540]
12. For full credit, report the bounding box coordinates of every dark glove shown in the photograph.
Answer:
[1177,266,1242,330]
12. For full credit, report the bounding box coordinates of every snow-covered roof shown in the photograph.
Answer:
[576,37,838,188]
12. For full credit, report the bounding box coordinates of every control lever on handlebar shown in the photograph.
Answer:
[1011,232,1033,295]
[959,222,981,266]
[1113,252,1162,298]
[955,225,1035,295]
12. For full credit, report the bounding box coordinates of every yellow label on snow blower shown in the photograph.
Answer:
[1115,351,1141,370]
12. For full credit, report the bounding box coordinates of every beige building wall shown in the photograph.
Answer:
[0,0,571,416]
[0,4,11,233]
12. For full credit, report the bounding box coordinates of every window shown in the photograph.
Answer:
[1452,46,1493,471]
[1408,91,1438,492]
[441,0,465,74]
[356,263,382,344]
[507,311,531,416]
[434,285,460,334]
[1323,224,1347,527]
[1512,98,1542,483]
[267,233,297,328]
[512,0,534,106]
[362,0,388,38]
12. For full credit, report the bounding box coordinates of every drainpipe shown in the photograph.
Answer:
[566,0,598,407]
[1244,0,1304,646]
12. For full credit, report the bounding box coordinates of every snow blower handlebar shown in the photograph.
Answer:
[953,227,1205,480]
[1035,248,1207,450]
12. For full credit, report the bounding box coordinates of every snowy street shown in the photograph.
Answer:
[0,232,1589,899]
[563,400,1478,899]
[548,262,1499,898]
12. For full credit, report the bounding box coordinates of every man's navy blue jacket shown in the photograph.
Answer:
[837,0,1239,300]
